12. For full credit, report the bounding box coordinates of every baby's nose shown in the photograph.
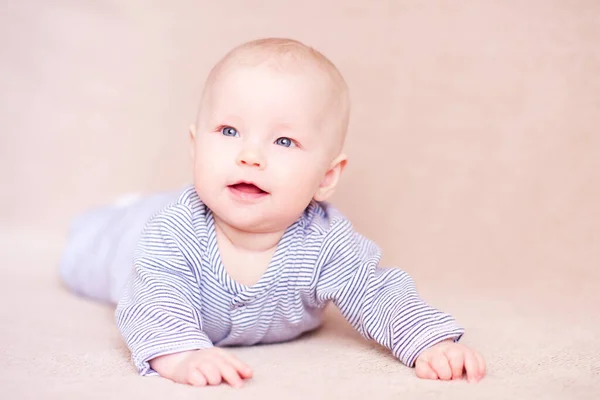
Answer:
[236,148,266,170]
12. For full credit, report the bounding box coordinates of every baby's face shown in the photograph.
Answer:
[191,64,343,233]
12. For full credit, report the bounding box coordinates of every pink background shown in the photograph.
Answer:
[1,1,598,397]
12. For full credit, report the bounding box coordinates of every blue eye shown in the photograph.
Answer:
[275,137,295,147]
[221,126,239,137]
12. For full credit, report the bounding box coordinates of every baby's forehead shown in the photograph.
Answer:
[215,66,342,118]
[206,60,341,116]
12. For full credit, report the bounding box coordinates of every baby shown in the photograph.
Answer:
[60,38,486,388]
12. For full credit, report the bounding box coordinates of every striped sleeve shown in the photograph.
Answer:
[115,204,213,376]
[314,219,464,367]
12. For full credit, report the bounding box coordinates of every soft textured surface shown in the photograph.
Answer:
[1,1,599,399]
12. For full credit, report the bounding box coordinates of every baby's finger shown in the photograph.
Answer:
[463,350,480,383]
[475,351,486,379]
[199,363,222,386]
[220,352,253,379]
[431,355,452,381]
[187,368,207,387]
[445,348,465,380]
[218,361,244,388]
[415,359,438,380]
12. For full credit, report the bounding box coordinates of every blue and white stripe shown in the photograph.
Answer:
[62,185,464,376]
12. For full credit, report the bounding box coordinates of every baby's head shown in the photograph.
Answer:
[189,38,350,233]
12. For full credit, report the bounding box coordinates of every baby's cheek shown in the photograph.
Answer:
[283,171,320,204]
[192,156,221,194]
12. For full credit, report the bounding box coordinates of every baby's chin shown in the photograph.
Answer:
[213,207,285,233]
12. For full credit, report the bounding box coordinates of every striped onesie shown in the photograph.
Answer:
[60,185,464,376]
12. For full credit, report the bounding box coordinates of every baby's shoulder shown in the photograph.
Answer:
[173,185,203,210]
[303,201,355,243]
[144,186,206,229]
[302,201,381,261]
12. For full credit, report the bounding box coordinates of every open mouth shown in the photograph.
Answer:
[228,181,269,199]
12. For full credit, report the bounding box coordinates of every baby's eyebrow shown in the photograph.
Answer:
[212,114,244,127]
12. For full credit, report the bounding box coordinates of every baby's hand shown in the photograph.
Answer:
[149,347,253,388]
[414,339,486,383]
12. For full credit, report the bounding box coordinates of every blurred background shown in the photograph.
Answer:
[1,0,598,310]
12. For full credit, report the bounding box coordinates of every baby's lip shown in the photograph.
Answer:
[228,180,269,194]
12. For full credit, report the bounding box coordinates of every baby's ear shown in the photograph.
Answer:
[314,154,348,202]
[189,124,197,159]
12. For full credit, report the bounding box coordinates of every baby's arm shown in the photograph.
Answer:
[115,205,252,387]
[314,223,484,381]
